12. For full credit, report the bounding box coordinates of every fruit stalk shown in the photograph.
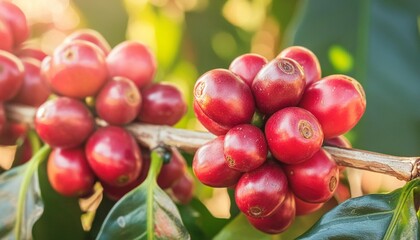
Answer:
[6,103,420,181]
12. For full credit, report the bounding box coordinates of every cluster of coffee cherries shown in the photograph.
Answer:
[34,29,193,203]
[0,1,193,203]
[192,46,366,234]
[34,30,195,203]
[0,1,50,163]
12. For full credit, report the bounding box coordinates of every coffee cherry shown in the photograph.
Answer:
[193,100,230,135]
[299,74,366,139]
[0,1,29,47]
[63,29,111,55]
[157,147,186,189]
[102,150,151,201]
[224,124,267,172]
[252,57,305,115]
[0,50,24,101]
[85,126,142,187]
[193,136,242,187]
[44,40,108,99]
[102,174,145,201]
[265,107,323,164]
[277,46,321,87]
[0,103,5,134]
[324,135,352,148]
[235,161,288,218]
[34,97,95,148]
[247,191,296,234]
[0,19,13,52]
[193,69,255,135]
[294,194,324,216]
[95,76,142,125]
[138,83,187,126]
[229,53,268,88]
[169,172,195,205]
[15,45,48,61]
[107,41,156,89]
[12,58,51,107]
[284,149,339,203]
[47,147,95,197]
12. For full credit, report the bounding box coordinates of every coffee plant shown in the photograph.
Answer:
[0,1,419,239]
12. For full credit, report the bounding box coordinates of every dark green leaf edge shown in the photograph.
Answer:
[297,179,420,239]
[383,179,420,239]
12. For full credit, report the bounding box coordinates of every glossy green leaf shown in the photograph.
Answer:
[298,179,420,239]
[178,198,230,239]
[0,163,43,239]
[0,144,50,239]
[287,0,420,155]
[96,149,189,240]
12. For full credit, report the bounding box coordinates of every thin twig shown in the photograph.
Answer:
[5,103,420,181]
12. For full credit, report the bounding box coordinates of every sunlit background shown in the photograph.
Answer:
[11,0,420,218]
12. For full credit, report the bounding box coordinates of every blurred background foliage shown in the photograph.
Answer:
[11,0,420,237]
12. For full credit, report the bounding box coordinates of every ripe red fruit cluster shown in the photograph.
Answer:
[0,1,49,161]
[193,46,366,234]
[33,29,191,201]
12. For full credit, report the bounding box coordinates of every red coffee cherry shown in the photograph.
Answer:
[85,126,143,187]
[34,97,95,148]
[324,135,352,148]
[95,76,142,125]
[224,124,267,172]
[157,147,186,189]
[265,107,323,164]
[15,45,48,61]
[252,57,305,115]
[0,50,24,101]
[169,172,195,205]
[193,69,255,135]
[229,53,268,88]
[138,83,187,126]
[0,1,29,47]
[12,58,51,107]
[299,74,366,139]
[277,46,321,87]
[247,191,296,234]
[107,41,156,89]
[0,103,5,134]
[102,173,146,201]
[193,100,230,135]
[63,29,111,55]
[235,161,288,218]
[284,149,339,203]
[47,147,95,197]
[102,149,151,201]
[294,194,324,216]
[44,40,108,99]
[193,136,242,188]
[0,19,13,52]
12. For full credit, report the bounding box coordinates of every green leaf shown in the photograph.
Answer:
[32,158,87,240]
[0,164,42,239]
[286,0,420,155]
[96,149,189,240]
[178,198,229,239]
[89,196,116,239]
[0,144,50,239]
[298,179,420,239]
